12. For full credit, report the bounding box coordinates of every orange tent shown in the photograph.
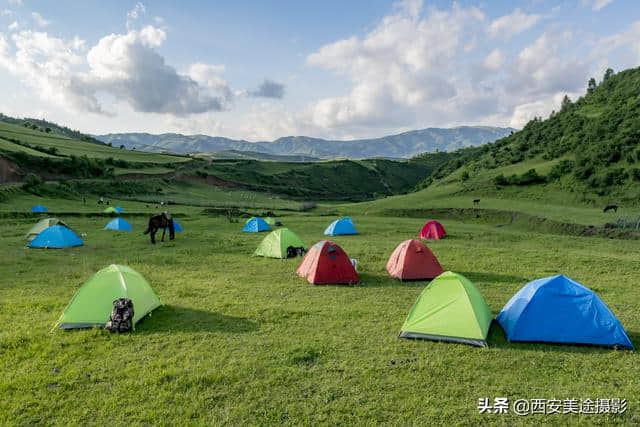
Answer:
[387,239,443,280]
[297,241,359,285]
[420,220,446,240]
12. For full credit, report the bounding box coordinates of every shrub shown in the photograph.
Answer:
[461,171,470,181]
[548,160,574,180]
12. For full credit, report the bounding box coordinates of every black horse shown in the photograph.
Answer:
[603,204,618,213]
[143,212,175,244]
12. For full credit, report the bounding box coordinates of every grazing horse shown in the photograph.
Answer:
[473,199,480,206]
[603,204,618,213]
[143,212,175,244]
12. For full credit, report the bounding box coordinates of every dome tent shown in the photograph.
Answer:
[254,228,306,259]
[25,218,70,241]
[399,271,492,347]
[172,219,183,232]
[28,225,83,249]
[497,275,633,349]
[243,217,271,233]
[103,206,118,214]
[104,217,133,232]
[386,239,444,280]
[297,240,358,285]
[55,264,161,330]
[420,220,446,240]
[31,205,48,213]
[324,216,358,236]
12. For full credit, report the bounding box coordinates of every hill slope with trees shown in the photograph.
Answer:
[416,66,640,203]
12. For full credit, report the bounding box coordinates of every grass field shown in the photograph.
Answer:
[0,202,638,424]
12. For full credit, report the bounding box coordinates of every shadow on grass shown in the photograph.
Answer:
[486,322,635,354]
[459,271,528,285]
[358,272,430,288]
[138,304,259,334]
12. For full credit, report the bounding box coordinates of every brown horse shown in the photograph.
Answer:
[144,212,175,244]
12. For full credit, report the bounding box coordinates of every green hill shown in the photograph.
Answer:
[404,67,640,206]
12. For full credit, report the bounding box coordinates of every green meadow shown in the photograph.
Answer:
[0,198,638,425]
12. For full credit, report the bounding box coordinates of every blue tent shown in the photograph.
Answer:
[28,225,83,249]
[114,206,124,213]
[104,217,133,232]
[324,217,358,236]
[497,275,633,349]
[172,219,183,233]
[31,205,48,213]
[242,217,271,233]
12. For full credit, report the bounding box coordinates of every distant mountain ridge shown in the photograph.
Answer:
[96,126,516,160]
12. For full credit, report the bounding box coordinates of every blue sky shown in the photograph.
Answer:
[0,0,638,140]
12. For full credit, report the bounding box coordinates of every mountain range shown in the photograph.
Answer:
[96,126,516,160]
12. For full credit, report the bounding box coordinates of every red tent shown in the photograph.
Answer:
[297,241,359,285]
[420,220,446,240]
[386,239,444,280]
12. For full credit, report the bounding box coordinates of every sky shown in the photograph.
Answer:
[0,0,638,141]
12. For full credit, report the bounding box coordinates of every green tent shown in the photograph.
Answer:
[399,271,492,347]
[103,207,118,214]
[25,218,70,241]
[55,264,162,330]
[254,228,306,259]
[264,217,277,226]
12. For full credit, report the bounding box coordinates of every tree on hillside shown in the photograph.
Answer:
[561,95,572,111]
[603,68,614,81]
[587,78,597,93]
[119,145,125,149]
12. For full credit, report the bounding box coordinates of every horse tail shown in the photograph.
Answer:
[143,217,152,234]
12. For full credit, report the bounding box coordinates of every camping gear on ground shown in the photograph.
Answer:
[55,264,161,330]
[420,220,446,240]
[103,206,118,214]
[243,217,272,233]
[28,225,83,249]
[25,218,70,241]
[387,239,443,280]
[286,246,307,258]
[264,217,277,226]
[497,275,634,349]
[324,216,358,236]
[297,240,359,285]
[254,228,307,259]
[399,271,492,347]
[104,217,133,232]
[105,298,134,333]
[31,205,47,213]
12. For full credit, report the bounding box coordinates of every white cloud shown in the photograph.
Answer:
[126,2,146,29]
[582,0,614,11]
[31,12,50,28]
[8,0,22,6]
[8,21,18,31]
[483,48,505,70]
[488,9,540,39]
[305,1,485,132]
[0,25,232,116]
[1,9,12,16]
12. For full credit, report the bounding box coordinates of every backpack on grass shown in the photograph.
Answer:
[286,246,307,258]
[105,298,134,333]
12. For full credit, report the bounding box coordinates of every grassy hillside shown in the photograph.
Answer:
[0,121,188,164]
[195,158,437,201]
[413,67,640,202]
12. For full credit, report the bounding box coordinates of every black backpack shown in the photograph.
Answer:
[105,298,135,333]
[286,246,307,258]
